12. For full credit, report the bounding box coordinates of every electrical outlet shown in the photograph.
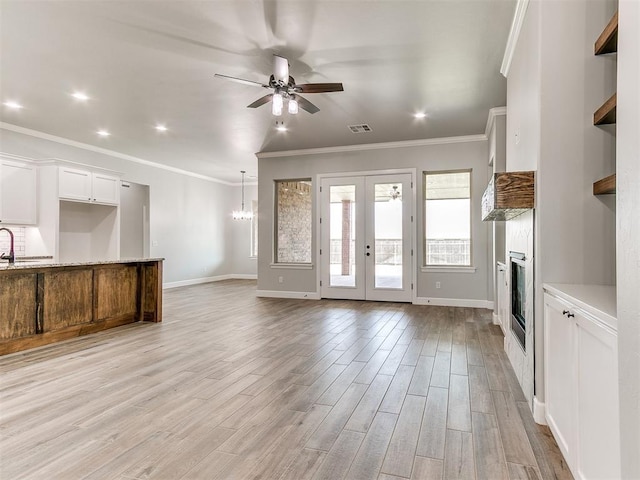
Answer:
[152,240,158,247]
[278,276,284,284]
[435,281,441,289]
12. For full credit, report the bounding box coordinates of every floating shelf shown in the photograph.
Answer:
[593,174,616,195]
[594,93,617,125]
[595,11,618,55]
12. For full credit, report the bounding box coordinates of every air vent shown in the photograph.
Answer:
[348,124,372,133]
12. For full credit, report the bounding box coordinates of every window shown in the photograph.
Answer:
[250,200,258,258]
[275,179,312,263]
[424,170,471,266]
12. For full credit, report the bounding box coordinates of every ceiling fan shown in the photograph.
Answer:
[215,55,343,115]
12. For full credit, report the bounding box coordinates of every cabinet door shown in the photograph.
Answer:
[59,167,92,202]
[0,160,37,225]
[575,313,620,479]
[544,294,576,470]
[91,173,119,205]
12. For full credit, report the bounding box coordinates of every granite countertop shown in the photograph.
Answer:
[0,257,164,271]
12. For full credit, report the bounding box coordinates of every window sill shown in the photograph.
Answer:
[421,266,477,274]
[270,263,314,270]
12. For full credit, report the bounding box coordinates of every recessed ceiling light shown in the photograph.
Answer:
[3,101,23,110]
[96,130,110,137]
[155,124,168,132]
[72,92,89,101]
[414,112,427,119]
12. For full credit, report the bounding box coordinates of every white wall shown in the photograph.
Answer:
[616,1,640,477]
[0,127,239,285]
[257,138,492,304]
[505,0,542,409]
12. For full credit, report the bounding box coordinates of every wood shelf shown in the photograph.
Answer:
[593,174,616,195]
[595,11,618,55]
[594,93,617,125]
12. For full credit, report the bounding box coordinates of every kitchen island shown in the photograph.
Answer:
[0,258,163,355]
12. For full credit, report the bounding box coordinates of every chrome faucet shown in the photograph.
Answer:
[0,227,15,264]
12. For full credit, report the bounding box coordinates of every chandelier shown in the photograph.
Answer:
[232,171,253,220]
[389,185,401,202]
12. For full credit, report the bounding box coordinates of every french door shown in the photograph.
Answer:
[320,173,412,302]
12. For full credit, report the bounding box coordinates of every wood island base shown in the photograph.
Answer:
[0,259,163,355]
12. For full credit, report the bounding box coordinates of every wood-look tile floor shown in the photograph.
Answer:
[0,280,573,480]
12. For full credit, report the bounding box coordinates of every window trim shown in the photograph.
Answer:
[423,168,473,268]
[273,178,313,264]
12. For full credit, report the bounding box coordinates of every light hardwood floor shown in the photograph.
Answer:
[0,280,573,480]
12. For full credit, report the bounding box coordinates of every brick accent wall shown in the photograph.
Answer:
[276,180,312,263]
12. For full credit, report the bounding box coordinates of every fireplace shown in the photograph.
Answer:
[510,251,526,351]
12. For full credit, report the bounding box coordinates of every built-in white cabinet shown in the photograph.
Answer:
[59,166,119,205]
[0,157,37,225]
[34,160,122,262]
[544,284,619,480]
[495,262,508,334]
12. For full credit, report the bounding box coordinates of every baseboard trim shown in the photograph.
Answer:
[414,297,494,309]
[533,396,547,425]
[164,274,256,289]
[492,313,500,325]
[256,290,320,300]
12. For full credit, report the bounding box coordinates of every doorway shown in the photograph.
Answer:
[320,173,413,302]
[119,181,150,258]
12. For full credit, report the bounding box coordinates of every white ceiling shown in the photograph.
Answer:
[0,0,515,183]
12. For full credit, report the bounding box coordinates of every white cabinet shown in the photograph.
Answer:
[544,285,620,480]
[59,166,119,205]
[91,173,119,204]
[0,157,37,225]
[544,294,577,464]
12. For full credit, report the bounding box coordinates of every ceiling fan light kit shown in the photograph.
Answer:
[272,92,283,116]
[215,54,343,116]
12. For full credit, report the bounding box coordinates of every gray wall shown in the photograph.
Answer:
[0,127,243,284]
[506,0,617,404]
[257,139,492,302]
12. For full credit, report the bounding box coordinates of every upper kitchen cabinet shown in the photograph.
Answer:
[0,155,37,225]
[59,166,120,205]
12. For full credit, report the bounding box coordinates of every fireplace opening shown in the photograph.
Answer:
[510,251,526,351]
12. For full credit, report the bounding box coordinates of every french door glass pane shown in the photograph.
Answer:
[329,185,356,287]
[374,183,402,289]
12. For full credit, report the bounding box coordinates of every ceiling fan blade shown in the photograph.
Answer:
[296,95,320,114]
[294,83,344,94]
[247,94,273,108]
[214,74,269,89]
[273,55,289,84]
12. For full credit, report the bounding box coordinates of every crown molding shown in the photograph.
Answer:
[485,106,508,138]
[501,0,530,78]
[0,122,234,185]
[256,134,487,159]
